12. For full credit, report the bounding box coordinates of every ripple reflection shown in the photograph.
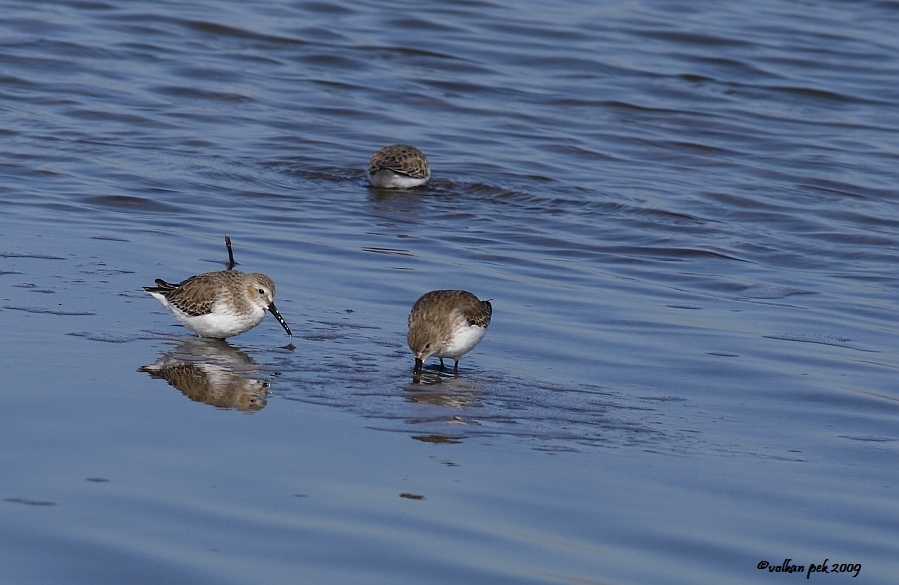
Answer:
[140,339,270,411]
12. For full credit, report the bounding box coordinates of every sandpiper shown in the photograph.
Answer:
[368,144,431,188]
[144,270,292,339]
[407,290,492,375]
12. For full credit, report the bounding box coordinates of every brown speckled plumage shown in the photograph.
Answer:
[144,270,291,338]
[407,290,492,375]
[368,144,431,188]
[145,270,273,317]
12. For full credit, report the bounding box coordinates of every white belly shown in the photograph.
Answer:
[369,170,428,189]
[152,293,265,338]
[179,311,265,338]
[438,324,487,359]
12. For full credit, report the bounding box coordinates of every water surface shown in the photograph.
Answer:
[1,0,897,583]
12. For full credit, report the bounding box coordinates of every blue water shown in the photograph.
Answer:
[1,1,897,583]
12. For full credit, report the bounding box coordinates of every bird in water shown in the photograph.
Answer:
[407,289,492,375]
[145,270,291,339]
[368,144,431,188]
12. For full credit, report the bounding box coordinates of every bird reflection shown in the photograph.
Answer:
[140,339,269,411]
[405,371,481,409]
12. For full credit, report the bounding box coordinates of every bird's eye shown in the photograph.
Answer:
[258,288,266,295]
[424,343,431,349]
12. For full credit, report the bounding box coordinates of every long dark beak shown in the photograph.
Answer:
[268,303,292,337]
[413,358,423,374]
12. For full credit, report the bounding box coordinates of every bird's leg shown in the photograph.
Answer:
[225,236,236,269]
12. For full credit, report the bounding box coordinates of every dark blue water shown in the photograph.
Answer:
[1,1,897,583]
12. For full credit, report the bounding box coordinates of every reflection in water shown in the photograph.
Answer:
[411,435,463,445]
[405,373,482,409]
[281,363,706,452]
[405,386,480,409]
[402,375,483,443]
[409,362,468,385]
[140,339,270,411]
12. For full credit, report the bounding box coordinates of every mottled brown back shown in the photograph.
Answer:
[409,290,492,329]
[369,144,430,179]
[144,270,250,316]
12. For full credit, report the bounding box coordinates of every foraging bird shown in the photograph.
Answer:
[407,290,492,375]
[144,270,291,339]
[368,144,431,188]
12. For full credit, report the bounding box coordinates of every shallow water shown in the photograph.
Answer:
[1,0,897,583]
